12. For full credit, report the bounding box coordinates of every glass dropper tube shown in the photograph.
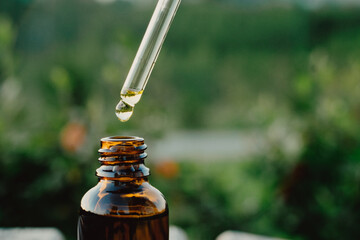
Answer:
[115,0,182,122]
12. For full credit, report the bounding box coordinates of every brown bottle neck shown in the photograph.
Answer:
[96,136,150,181]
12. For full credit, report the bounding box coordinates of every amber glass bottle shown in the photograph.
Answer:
[77,136,168,240]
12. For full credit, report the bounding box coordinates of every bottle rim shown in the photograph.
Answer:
[101,136,144,142]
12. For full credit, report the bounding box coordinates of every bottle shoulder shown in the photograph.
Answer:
[80,179,167,217]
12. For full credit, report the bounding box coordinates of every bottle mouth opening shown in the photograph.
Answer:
[101,136,144,142]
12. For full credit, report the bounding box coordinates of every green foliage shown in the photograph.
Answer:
[151,160,284,240]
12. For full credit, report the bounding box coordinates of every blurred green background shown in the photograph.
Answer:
[1,0,360,239]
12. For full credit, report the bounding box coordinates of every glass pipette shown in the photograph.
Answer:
[115,0,182,122]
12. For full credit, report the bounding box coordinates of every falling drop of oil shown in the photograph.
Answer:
[115,90,143,122]
[115,100,134,122]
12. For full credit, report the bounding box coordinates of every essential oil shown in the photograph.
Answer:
[78,136,168,240]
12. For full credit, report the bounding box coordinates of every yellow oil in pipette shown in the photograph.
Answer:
[115,90,143,122]
[115,0,181,122]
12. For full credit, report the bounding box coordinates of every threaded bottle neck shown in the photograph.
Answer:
[96,136,150,180]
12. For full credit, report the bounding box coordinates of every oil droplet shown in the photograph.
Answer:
[115,100,134,122]
[115,89,143,122]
